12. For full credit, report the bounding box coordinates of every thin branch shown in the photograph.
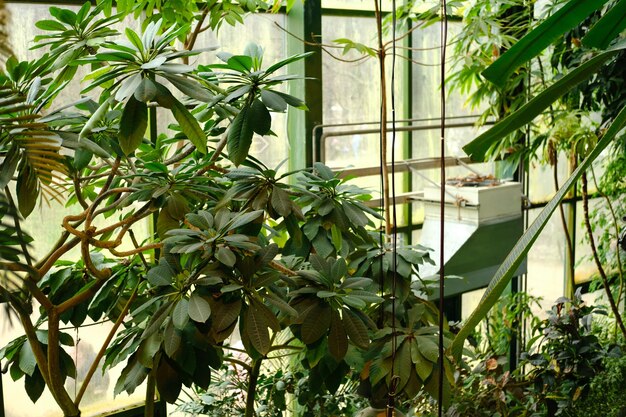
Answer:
[72,174,89,209]
[582,172,626,338]
[75,284,139,406]
[273,22,371,64]
[108,243,163,257]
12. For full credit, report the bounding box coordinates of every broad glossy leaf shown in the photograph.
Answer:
[134,77,158,102]
[328,310,348,361]
[188,293,212,323]
[172,299,189,330]
[249,99,271,135]
[163,74,213,102]
[301,303,331,344]
[118,95,147,155]
[115,73,142,102]
[452,104,626,359]
[482,0,611,88]
[209,297,242,333]
[215,246,236,267]
[16,164,38,218]
[246,302,271,355]
[582,0,626,49]
[342,307,369,349]
[156,357,182,403]
[464,41,626,161]
[264,52,312,75]
[35,19,67,31]
[18,342,37,376]
[168,95,207,154]
[24,369,45,403]
[260,89,287,111]
[271,186,292,217]
[124,27,144,53]
[227,55,253,73]
[163,321,181,357]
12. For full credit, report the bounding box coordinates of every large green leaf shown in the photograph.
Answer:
[118,95,147,155]
[227,105,253,166]
[156,357,182,403]
[464,40,626,161]
[482,0,611,88]
[249,99,271,135]
[328,310,348,361]
[301,302,331,344]
[582,0,626,49]
[188,292,211,323]
[16,164,38,218]
[170,95,207,154]
[245,302,271,355]
[451,104,626,359]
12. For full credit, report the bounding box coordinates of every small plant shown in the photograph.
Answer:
[521,290,618,416]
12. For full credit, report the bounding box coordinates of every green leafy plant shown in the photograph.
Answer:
[0,3,451,417]
[452,0,626,359]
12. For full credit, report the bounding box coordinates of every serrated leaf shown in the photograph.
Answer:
[118,95,147,155]
[227,105,253,166]
[188,293,212,323]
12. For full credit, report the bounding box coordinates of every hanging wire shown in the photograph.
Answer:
[438,0,449,415]
[387,0,399,415]
[377,0,387,327]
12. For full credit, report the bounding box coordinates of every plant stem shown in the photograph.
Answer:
[74,285,138,406]
[244,358,263,417]
[47,309,82,416]
[553,161,575,297]
[581,172,626,338]
[145,369,156,417]
[591,167,625,321]
[374,0,391,236]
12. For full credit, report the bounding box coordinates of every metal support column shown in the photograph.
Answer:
[286,0,323,172]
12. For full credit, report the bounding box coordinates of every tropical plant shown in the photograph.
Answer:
[452,0,626,359]
[0,2,452,416]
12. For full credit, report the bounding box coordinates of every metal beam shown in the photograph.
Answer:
[286,0,323,172]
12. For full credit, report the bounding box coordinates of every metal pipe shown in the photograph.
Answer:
[316,121,486,162]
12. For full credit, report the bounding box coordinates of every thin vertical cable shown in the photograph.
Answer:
[387,0,399,416]
[376,0,386,326]
[438,0,448,416]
